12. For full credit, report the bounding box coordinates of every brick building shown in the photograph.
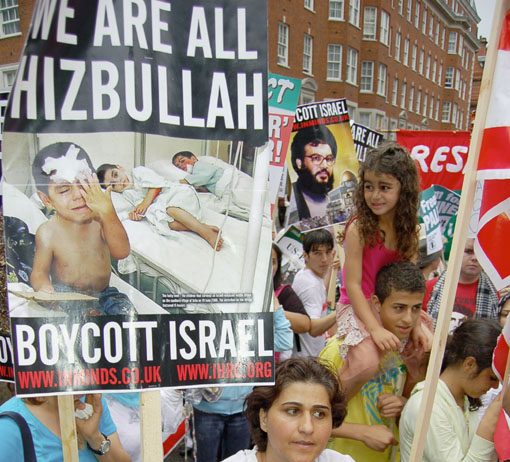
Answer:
[268,0,481,137]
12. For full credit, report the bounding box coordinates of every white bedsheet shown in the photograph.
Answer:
[111,191,272,314]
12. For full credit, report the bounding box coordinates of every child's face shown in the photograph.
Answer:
[304,244,335,278]
[375,289,423,340]
[43,181,93,223]
[103,167,131,192]
[363,170,401,217]
[173,155,197,171]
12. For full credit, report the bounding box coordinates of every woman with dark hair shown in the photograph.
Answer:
[221,357,354,462]
[400,319,502,461]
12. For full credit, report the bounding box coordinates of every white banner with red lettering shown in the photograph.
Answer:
[474,10,510,290]
[397,130,470,191]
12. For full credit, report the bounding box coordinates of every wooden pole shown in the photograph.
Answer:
[407,1,510,460]
[141,391,164,461]
[58,395,79,462]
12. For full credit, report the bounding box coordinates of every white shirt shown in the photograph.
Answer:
[291,268,328,357]
[400,379,497,462]
[222,447,354,462]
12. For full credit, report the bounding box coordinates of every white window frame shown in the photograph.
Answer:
[380,10,390,46]
[327,44,342,81]
[448,31,457,54]
[414,1,420,28]
[403,38,410,66]
[377,63,387,96]
[392,78,399,105]
[408,85,414,112]
[400,81,407,109]
[304,0,314,11]
[349,0,360,27]
[277,23,289,66]
[329,0,344,20]
[419,49,424,74]
[395,31,401,62]
[445,66,454,88]
[360,61,374,92]
[363,7,377,40]
[421,8,427,34]
[416,90,421,114]
[0,0,20,37]
[411,43,417,70]
[303,34,313,74]
[442,101,451,122]
[346,47,359,85]
[406,0,412,21]
[425,54,431,79]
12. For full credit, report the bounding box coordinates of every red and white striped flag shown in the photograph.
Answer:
[474,9,510,290]
[492,315,510,460]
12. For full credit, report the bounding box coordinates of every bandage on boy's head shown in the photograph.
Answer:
[32,142,94,194]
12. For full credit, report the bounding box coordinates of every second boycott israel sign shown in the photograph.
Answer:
[2,0,274,396]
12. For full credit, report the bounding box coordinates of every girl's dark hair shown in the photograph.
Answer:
[354,142,420,260]
[442,318,501,410]
[272,243,282,289]
[245,357,347,452]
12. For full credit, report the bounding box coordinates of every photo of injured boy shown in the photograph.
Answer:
[29,142,135,316]
[3,132,272,317]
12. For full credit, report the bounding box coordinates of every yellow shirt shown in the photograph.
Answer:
[320,337,406,462]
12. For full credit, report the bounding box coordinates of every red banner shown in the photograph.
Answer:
[397,130,470,191]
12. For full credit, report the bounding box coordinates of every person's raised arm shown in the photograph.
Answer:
[284,311,311,334]
[343,222,399,352]
[30,224,55,293]
[132,188,161,218]
[80,174,130,260]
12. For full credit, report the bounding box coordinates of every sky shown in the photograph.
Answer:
[475,0,497,40]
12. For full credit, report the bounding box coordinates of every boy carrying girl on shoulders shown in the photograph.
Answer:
[321,261,431,462]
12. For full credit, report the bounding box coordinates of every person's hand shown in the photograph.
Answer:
[411,323,432,351]
[133,200,150,216]
[79,173,115,219]
[38,284,55,293]
[74,394,103,443]
[128,210,144,221]
[361,424,398,451]
[371,326,401,352]
[331,257,341,271]
[377,393,407,418]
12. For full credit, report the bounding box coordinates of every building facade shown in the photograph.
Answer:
[268,0,480,136]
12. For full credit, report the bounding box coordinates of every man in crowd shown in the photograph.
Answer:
[424,238,499,324]
[291,229,337,357]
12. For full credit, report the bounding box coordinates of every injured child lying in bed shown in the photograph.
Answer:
[29,142,135,316]
[96,163,223,251]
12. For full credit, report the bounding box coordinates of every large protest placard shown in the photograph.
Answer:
[2,0,273,396]
[397,130,470,191]
[285,99,358,230]
[268,74,301,207]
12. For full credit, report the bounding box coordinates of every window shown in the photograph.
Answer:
[380,11,390,45]
[363,7,377,40]
[422,93,427,116]
[395,32,401,61]
[349,0,360,27]
[329,0,344,20]
[408,85,414,111]
[432,59,437,83]
[400,81,407,108]
[429,95,434,119]
[414,1,420,28]
[327,44,342,80]
[304,0,314,11]
[438,62,443,84]
[429,15,434,38]
[425,54,431,79]
[403,38,410,66]
[406,0,412,21]
[445,66,454,88]
[0,0,19,36]
[435,22,440,44]
[455,69,460,91]
[422,8,427,34]
[392,78,399,105]
[360,61,374,92]
[435,97,440,120]
[375,114,384,130]
[3,68,15,87]
[277,23,289,66]
[441,28,445,48]
[303,34,313,74]
[398,0,403,15]
[346,47,358,84]
[448,31,457,54]
[458,35,464,56]
[411,43,417,70]
[416,90,421,114]
[358,111,371,127]
[442,101,451,122]
[419,49,424,74]
[377,63,387,96]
